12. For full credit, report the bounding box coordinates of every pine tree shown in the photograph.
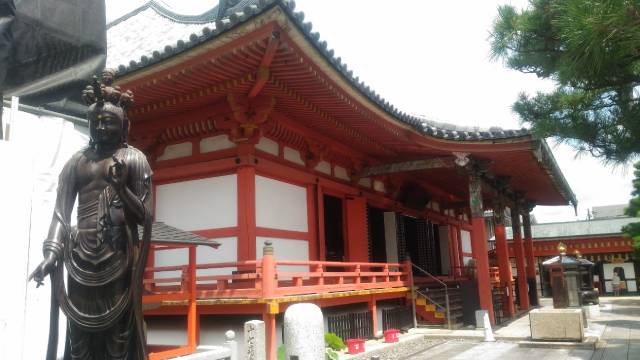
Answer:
[623,162,640,256]
[490,0,640,163]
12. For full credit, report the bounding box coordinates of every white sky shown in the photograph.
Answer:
[106,0,635,223]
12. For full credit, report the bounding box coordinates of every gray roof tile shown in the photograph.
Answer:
[107,0,532,142]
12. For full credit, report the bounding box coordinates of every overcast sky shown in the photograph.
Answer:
[106,0,635,223]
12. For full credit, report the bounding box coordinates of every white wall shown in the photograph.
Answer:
[152,237,239,283]
[255,176,308,232]
[256,237,309,274]
[0,108,88,360]
[460,230,472,254]
[156,141,192,161]
[200,135,235,153]
[155,175,238,231]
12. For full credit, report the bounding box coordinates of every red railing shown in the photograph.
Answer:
[143,247,411,302]
[143,245,410,360]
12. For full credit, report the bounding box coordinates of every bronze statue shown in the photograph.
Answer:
[29,71,153,360]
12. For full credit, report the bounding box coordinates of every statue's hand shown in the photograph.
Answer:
[28,252,57,288]
[108,156,128,190]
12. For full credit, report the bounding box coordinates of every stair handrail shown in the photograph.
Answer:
[415,288,445,312]
[411,263,451,330]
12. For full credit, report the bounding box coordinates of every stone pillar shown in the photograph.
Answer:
[511,205,530,310]
[468,173,495,324]
[245,320,266,360]
[522,211,539,306]
[284,303,325,360]
[493,201,515,317]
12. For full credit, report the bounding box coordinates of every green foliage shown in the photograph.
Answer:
[324,332,346,351]
[490,0,640,162]
[326,348,339,360]
[623,162,640,257]
[277,345,285,360]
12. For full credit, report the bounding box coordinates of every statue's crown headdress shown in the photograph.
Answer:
[81,69,134,110]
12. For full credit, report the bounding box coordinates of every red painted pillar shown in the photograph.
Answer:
[263,312,277,360]
[237,158,256,261]
[522,211,539,306]
[187,245,198,352]
[493,202,515,317]
[261,241,277,360]
[368,300,378,337]
[511,206,530,310]
[345,196,369,262]
[468,174,495,324]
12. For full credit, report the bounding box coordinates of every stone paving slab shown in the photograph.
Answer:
[403,340,593,360]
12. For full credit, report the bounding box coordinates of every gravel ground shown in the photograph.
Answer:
[339,335,461,360]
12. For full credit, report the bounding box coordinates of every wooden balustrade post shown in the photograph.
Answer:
[315,264,324,286]
[262,241,276,299]
[355,264,361,284]
[384,264,390,282]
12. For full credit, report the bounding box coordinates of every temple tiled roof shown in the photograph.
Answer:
[139,222,219,247]
[504,217,638,240]
[106,0,531,142]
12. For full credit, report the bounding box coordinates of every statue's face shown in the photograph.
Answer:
[89,104,124,148]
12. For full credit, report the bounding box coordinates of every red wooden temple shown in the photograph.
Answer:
[106,1,577,359]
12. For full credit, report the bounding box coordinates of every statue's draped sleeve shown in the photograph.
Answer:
[118,146,153,227]
[44,151,82,257]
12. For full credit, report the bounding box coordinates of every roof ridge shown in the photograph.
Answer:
[107,1,222,29]
[107,1,153,29]
[109,0,533,142]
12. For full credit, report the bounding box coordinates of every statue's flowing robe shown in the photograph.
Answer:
[48,146,152,360]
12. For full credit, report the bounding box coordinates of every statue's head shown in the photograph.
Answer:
[82,70,134,150]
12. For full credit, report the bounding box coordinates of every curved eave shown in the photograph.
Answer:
[111,0,530,144]
[110,0,576,207]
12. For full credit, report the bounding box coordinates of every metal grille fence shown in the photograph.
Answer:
[382,306,413,331]
[327,311,373,340]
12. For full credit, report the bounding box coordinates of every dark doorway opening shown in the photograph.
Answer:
[367,206,387,262]
[324,194,344,261]
[404,217,442,275]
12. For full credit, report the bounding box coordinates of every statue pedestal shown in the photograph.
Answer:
[529,309,584,342]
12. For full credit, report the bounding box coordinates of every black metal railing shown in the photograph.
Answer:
[327,311,373,340]
[382,306,413,331]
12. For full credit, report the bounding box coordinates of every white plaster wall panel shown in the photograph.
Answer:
[196,237,238,279]
[460,230,472,253]
[255,176,308,232]
[358,177,372,188]
[146,316,187,345]
[383,212,399,263]
[256,136,279,156]
[156,175,237,231]
[283,146,305,165]
[200,135,235,153]
[256,237,309,275]
[373,180,385,193]
[153,248,188,285]
[156,141,192,161]
[314,160,331,174]
[334,166,350,181]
